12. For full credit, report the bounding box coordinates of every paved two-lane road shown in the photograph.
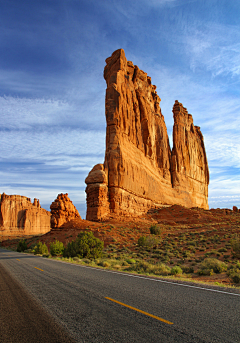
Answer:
[0,248,239,342]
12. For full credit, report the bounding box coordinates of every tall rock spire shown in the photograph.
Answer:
[85,50,209,221]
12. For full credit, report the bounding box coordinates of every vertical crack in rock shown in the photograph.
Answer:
[85,49,209,221]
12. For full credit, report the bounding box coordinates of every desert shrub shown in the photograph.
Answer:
[187,241,197,246]
[230,272,240,284]
[127,261,170,276]
[227,264,240,283]
[171,266,183,275]
[34,242,48,255]
[63,231,103,259]
[230,236,240,258]
[73,256,80,261]
[199,258,227,274]
[50,240,64,256]
[149,225,161,235]
[126,258,136,264]
[138,236,159,248]
[122,261,129,266]
[98,260,110,267]
[17,239,28,252]
[218,247,228,253]
[182,266,194,274]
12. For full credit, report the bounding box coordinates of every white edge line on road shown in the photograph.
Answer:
[43,256,240,297]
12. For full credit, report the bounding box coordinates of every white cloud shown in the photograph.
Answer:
[183,23,240,78]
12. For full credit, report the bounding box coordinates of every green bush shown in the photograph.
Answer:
[63,231,103,259]
[171,266,183,275]
[227,264,240,284]
[127,261,170,276]
[17,239,28,252]
[149,225,161,235]
[182,266,194,274]
[230,236,240,258]
[34,242,49,255]
[138,236,158,248]
[125,258,136,264]
[199,258,227,274]
[50,240,64,256]
[229,271,240,284]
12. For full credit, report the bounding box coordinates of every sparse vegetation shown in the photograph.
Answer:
[1,205,240,288]
[231,235,240,258]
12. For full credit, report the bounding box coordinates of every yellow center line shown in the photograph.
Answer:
[16,259,20,261]
[34,267,44,272]
[105,297,173,325]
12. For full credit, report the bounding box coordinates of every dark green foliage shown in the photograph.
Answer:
[182,266,194,274]
[63,231,103,259]
[50,240,64,256]
[34,242,49,255]
[17,239,28,252]
[230,272,240,284]
[149,225,161,235]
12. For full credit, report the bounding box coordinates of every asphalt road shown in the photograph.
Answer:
[0,248,239,343]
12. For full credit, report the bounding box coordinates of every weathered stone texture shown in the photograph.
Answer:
[50,193,81,228]
[0,193,51,236]
[85,49,209,221]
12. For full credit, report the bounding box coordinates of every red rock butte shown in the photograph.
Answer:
[50,193,81,228]
[85,49,209,221]
[0,193,51,236]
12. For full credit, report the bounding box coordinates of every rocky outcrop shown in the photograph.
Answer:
[171,100,209,207]
[0,193,51,236]
[85,49,209,221]
[50,193,81,228]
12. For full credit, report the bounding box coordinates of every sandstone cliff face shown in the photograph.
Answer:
[0,193,51,236]
[171,100,209,208]
[50,193,81,228]
[85,49,209,221]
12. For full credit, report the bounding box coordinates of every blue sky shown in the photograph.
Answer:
[1,0,240,218]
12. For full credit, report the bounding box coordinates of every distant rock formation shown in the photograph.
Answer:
[50,193,81,228]
[0,193,51,236]
[85,49,209,221]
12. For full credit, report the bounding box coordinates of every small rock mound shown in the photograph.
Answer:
[50,193,81,228]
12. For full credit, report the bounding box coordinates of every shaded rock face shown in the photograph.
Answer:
[0,193,51,236]
[50,193,81,228]
[85,49,209,221]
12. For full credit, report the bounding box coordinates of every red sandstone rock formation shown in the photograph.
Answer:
[0,193,51,236]
[85,49,209,221]
[50,193,81,228]
[171,100,209,207]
